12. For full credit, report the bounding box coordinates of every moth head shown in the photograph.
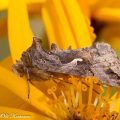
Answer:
[12,61,24,77]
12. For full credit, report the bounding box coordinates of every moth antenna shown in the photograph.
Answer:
[27,78,30,99]
[51,43,61,53]
[33,37,43,51]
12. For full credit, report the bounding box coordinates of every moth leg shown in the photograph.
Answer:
[26,68,31,99]
[27,79,30,99]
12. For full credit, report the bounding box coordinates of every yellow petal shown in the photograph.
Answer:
[0,106,52,120]
[41,7,58,45]
[113,100,120,112]
[0,0,8,11]
[42,1,66,48]
[93,8,120,22]
[42,0,77,49]
[0,0,45,11]
[0,56,12,70]
[8,0,33,63]
[77,0,90,16]
[0,66,56,119]
[0,85,43,113]
[109,92,120,112]
[61,0,92,48]
[0,57,44,113]
[91,0,120,9]
[0,57,45,113]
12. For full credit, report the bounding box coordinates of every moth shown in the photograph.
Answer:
[12,37,120,98]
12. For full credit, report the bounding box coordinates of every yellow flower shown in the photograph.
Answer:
[91,0,120,22]
[0,0,45,11]
[72,0,120,51]
[33,76,120,119]
[93,3,120,51]
[86,0,120,51]
[76,0,120,22]
[0,0,120,120]
[41,0,95,48]
[98,23,120,51]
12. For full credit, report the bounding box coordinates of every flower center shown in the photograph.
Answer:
[43,75,120,120]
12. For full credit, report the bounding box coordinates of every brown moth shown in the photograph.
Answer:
[12,37,120,97]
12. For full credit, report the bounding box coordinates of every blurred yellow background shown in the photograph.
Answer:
[1,0,120,119]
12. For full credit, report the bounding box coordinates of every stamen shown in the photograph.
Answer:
[65,91,72,107]
[45,74,119,119]
[82,84,88,91]
[74,108,81,118]
[110,111,119,120]
[110,99,117,112]
[85,76,91,83]
[104,86,112,101]
[88,77,93,105]
[116,88,120,99]
[93,77,99,84]
[75,92,79,107]
[70,85,76,107]
[61,90,67,105]
[97,94,104,108]
[47,89,52,95]
[51,86,57,92]
[77,81,82,106]
[94,97,98,107]
[116,113,120,120]
[47,87,57,100]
